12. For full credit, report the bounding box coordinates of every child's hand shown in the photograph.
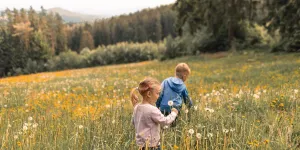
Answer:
[171,108,179,114]
[131,95,138,107]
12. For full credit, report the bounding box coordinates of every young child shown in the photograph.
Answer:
[130,77,178,150]
[156,63,193,115]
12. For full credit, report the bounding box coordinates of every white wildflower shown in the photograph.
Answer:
[168,101,174,106]
[207,133,213,138]
[204,108,215,113]
[32,123,38,128]
[222,129,229,133]
[253,94,260,99]
[4,105,7,108]
[163,126,169,129]
[23,126,28,131]
[14,135,18,139]
[194,105,198,110]
[78,125,84,129]
[185,109,189,114]
[25,104,29,107]
[112,120,115,124]
[188,129,194,135]
[230,128,235,132]
[28,117,33,121]
[294,89,298,94]
[196,133,202,139]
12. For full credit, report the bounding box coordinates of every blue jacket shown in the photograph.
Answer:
[156,77,192,113]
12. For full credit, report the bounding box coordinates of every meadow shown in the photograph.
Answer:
[0,51,299,149]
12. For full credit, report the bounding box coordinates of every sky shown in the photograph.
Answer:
[1,0,176,16]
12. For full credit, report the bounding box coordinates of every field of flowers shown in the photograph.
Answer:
[0,51,299,149]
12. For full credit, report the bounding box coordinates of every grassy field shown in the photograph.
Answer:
[0,51,299,149]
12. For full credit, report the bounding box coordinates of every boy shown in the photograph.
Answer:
[156,63,193,116]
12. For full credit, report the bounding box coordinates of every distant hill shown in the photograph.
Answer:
[47,7,105,23]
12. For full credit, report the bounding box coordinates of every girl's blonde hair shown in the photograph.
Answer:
[130,77,160,103]
[175,63,191,79]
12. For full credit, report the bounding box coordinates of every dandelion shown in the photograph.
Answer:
[23,126,28,131]
[194,105,198,110]
[263,90,267,93]
[253,94,259,99]
[263,139,269,144]
[294,89,298,94]
[223,129,229,133]
[112,120,115,124]
[196,133,202,139]
[78,125,84,129]
[4,105,7,108]
[185,109,189,114]
[279,103,284,107]
[168,101,173,106]
[25,109,29,113]
[14,135,18,139]
[32,123,38,128]
[28,117,33,121]
[207,133,213,138]
[173,145,179,149]
[204,108,214,113]
[188,129,194,135]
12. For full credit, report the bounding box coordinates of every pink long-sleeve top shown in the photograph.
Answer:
[132,103,177,147]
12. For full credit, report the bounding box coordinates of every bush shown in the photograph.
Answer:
[47,51,84,71]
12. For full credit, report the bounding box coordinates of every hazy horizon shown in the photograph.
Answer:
[1,0,176,16]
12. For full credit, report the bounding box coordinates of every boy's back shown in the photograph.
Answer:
[156,77,192,114]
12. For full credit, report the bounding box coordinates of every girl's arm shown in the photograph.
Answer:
[151,108,178,126]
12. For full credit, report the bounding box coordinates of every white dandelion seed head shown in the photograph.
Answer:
[32,123,38,128]
[194,105,198,110]
[23,126,28,131]
[222,129,229,133]
[196,133,202,139]
[253,94,260,99]
[28,117,33,121]
[207,133,213,138]
[185,109,189,114]
[168,101,174,106]
[188,129,194,135]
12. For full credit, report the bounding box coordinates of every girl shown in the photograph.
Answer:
[131,77,178,150]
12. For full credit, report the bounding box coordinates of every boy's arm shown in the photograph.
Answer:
[183,88,193,108]
[156,81,164,108]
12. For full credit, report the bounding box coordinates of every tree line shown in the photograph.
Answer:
[0,5,176,76]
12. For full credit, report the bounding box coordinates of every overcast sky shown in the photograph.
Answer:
[1,0,176,16]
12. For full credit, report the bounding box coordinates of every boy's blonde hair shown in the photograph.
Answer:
[175,63,191,79]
